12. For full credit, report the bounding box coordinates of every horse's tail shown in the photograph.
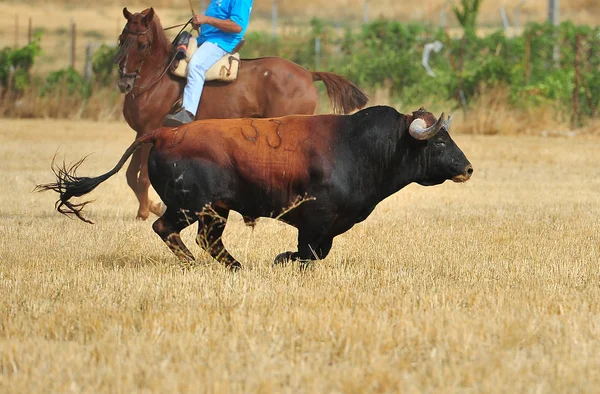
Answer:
[35,132,157,224]
[311,71,369,114]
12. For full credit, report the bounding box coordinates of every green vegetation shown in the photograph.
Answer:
[0,33,42,92]
[41,66,92,98]
[241,20,599,123]
[1,18,598,124]
[91,44,118,85]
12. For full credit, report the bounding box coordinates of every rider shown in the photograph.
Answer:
[164,0,253,127]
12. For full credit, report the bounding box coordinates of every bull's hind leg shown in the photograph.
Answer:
[153,208,198,268]
[196,206,241,271]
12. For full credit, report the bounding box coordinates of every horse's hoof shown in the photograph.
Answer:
[136,212,149,221]
[273,252,294,266]
[228,262,242,272]
[151,202,166,216]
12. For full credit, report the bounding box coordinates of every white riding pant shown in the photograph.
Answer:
[183,41,228,116]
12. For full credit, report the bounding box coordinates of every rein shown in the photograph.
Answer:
[123,27,151,35]
[163,22,192,31]
[119,18,194,99]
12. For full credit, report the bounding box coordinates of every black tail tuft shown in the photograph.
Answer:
[35,155,110,224]
[35,131,154,223]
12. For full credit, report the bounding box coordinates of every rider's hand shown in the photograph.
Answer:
[192,14,210,29]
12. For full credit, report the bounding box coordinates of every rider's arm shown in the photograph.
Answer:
[193,15,242,33]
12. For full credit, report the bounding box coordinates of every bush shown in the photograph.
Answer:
[0,34,42,93]
[92,44,118,85]
[41,67,92,99]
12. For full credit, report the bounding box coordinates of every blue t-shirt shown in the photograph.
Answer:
[198,0,253,53]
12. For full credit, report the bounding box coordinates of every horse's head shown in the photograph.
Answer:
[114,7,155,94]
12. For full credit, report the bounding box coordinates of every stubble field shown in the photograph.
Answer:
[1,118,600,393]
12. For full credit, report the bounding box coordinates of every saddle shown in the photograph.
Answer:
[170,32,243,82]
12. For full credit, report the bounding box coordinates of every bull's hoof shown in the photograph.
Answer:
[273,251,295,266]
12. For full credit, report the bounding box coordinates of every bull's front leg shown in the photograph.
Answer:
[273,231,333,268]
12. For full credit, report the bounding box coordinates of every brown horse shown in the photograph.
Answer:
[115,7,368,220]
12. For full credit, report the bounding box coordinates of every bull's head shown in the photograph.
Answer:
[114,7,155,94]
[405,108,473,186]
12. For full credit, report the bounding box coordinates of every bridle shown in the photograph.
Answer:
[117,26,151,82]
[117,18,193,99]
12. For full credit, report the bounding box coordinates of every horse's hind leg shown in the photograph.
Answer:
[196,206,241,271]
[153,208,198,268]
[125,146,146,218]
[127,143,164,220]
[138,144,165,217]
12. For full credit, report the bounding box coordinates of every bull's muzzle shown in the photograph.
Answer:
[452,164,473,183]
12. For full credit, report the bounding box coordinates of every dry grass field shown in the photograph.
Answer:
[1,115,600,393]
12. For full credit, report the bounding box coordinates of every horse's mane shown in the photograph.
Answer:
[147,11,172,52]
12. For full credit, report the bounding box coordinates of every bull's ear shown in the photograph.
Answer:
[123,7,133,20]
[142,7,155,25]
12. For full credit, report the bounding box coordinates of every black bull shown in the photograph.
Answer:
[37,106,473,270]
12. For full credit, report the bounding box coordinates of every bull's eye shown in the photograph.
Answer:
[434,141,446,148]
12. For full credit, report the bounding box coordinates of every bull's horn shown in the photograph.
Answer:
[409,112,445,140]
[444,114,453,131]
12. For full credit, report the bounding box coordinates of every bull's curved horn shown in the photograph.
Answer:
[444,114,453,131]
[409,112,445,140]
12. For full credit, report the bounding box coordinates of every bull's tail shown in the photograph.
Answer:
[311,71,368,114]
[35,132,157,224]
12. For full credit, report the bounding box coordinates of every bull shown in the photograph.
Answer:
[37,106,473,270]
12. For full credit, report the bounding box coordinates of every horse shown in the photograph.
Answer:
[114,7,368,220]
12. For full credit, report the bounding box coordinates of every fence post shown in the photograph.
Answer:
[513,0,525,36]
[14,15,19,48]
[315,37,321,71]
[84,44,93,82]
[572,34,579,126]
[500,6,510,35]
[272,0,278,39]
[441,0,451,29]
[364,0,369,24]
[525,33,531,84]
[71,21,76,69]
[548,0,560,67]
[440,8,446,29]
[28,17,32,44]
